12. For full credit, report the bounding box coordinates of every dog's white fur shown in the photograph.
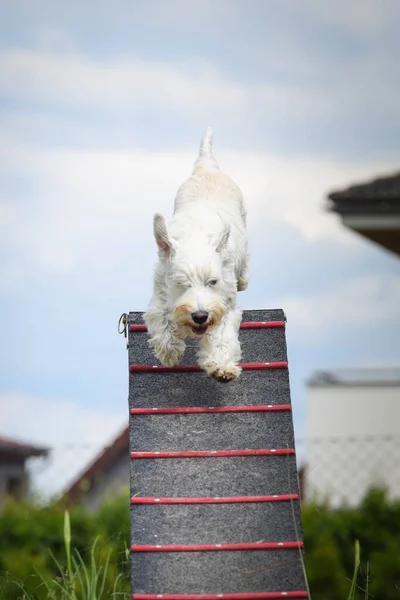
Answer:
[145,127,249,382]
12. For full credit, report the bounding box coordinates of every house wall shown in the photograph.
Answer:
[0,456,27,508]
[81,449,130,513]
[306,383,400,506]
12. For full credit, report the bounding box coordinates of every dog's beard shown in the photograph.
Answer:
[172,301,227,336]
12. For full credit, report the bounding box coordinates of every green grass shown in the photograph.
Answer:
[347,540,361,600]
[2,511,130,600]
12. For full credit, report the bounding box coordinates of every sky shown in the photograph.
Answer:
[1,0,400,496]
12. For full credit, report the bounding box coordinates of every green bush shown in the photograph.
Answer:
[0,486,400,599]
[0,490,131,600]
[302,487,400,599]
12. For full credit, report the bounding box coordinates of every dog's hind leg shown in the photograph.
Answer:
[237,266,249,291]
[237,253,249,291]
[197,307,242,383]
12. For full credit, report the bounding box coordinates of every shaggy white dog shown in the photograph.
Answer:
[145,128,249,383]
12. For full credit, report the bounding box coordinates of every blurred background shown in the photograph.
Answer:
[0,1,400,598]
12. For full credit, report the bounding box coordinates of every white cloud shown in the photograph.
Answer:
[0,391,125,497]
[221,151,399,241]
[1,139,398,290]
[0,48,339,125]
[135,0,400,40]
[1,12,399,126]
[273,274,400,341]
[2,1,400,131]
[0,49,246,114]
[1,37,400,168]
[304,0,398,38]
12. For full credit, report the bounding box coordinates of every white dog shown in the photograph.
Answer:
[145,127,249,383]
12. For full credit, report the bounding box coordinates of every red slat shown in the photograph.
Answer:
[240,321,285,329]
[243,362,288,370]
[129,324,148,331]
[130,404,291,415]
[129,321,285,333]
[131,494,299,504]
[130,448,295,459]
[129,361,288,373]
[133,593,308,600]
[131,541,303,552]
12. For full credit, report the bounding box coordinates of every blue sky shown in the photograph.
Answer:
[1,0,400,495]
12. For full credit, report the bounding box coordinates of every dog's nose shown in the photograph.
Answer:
[191,311,209,325]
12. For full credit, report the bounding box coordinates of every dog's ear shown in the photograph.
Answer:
[215,224,230,253]
[153,213,175,257]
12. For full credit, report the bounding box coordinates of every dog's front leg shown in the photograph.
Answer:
[198,308,242,383]
[145,305,186,367]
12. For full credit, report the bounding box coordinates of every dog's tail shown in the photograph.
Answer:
[193,126,219,173]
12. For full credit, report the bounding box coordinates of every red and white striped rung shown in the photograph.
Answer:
[130,448,295,459]
[130,404,291,415]
[129,362,288,373]
[131,494,299,504]
[129,321,285,333]
[131,541,303,552]
[133,593,308,600]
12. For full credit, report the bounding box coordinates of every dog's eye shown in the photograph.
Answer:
[208,279,218,287]
[173,278,191,289]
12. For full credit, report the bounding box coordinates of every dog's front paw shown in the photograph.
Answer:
[204,362,241,383]
[151,337,185,367]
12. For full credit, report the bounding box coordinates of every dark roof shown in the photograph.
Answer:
[0,435,49,458]
[328,171,400,215]
[63,426,128,501]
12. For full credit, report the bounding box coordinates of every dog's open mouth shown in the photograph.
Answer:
[191,325,208,335]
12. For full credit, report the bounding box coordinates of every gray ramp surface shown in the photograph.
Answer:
[128,309,307,599]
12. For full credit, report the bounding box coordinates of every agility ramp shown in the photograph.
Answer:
[127,309,307,599]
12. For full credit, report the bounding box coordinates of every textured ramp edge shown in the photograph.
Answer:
[132,502,300,544]
[130,455,299,497]
[129,370,291,407]
[130,411,294,451]
[128,309,306,594]
[131,551,305,594]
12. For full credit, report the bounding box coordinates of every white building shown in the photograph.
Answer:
[305,368,400,506]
